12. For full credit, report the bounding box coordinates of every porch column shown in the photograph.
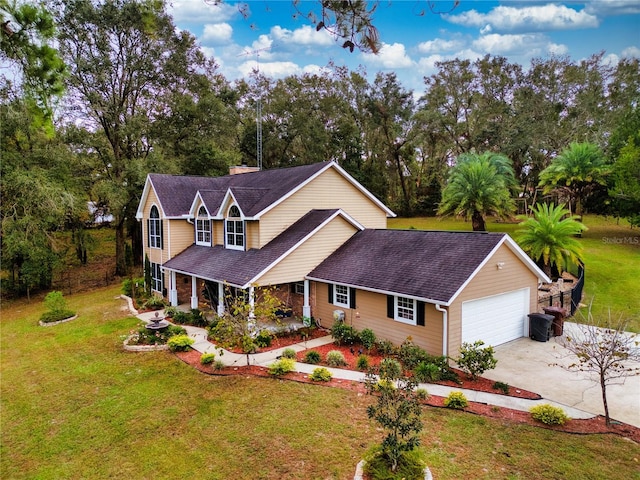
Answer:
[217,282,225,316]
[302,279,311,319]
[190,276,198,309]
[169,271,178,306]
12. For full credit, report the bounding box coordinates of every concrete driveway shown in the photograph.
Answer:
[484,322,640,427]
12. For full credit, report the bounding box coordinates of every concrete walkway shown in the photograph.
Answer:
[134,308,603,422]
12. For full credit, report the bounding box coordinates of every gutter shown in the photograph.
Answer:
[435,304,448,357]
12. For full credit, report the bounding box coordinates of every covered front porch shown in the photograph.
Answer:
[164,269,313,323]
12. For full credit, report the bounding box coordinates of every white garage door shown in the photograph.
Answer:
[461,288,530,347]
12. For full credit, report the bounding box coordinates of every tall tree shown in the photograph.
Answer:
[0,0,66,128]
[538,142,610,215]
[56,0,213,275]
[438,151,517,231]
[516,203,586,278]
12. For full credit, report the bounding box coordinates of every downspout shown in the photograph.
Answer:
[435,304,448,357]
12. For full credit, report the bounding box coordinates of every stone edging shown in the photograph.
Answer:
[120,295,139,315]
[354,460,433,480]
[123,336,170,352]
[39,315,78,327]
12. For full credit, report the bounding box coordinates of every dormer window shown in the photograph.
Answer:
[196,206,211,246]
[225,205,244,250]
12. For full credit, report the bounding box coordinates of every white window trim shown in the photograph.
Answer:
[195,207,211,246]
[225,205,245,251]
[151,262,163,293]
[333,284,350,308]
[149,205,161,249]
[394,296,417,326]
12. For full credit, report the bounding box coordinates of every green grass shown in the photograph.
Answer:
[389,215,640,331]
[2,286,639,479]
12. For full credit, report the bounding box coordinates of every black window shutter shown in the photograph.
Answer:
[160,220,164,249]
[349,288,356,309]
[417,301,425,326]
[387,295,394,318]
[328,284,334,304]
[146,219,150,247]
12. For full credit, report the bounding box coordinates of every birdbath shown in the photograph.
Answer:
[146,311,169,330]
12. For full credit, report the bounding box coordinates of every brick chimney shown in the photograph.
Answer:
[229,164,260,175]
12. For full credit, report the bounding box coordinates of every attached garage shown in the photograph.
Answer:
[461,288,530,347]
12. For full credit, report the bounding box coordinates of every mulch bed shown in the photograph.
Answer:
[173,340,640,444]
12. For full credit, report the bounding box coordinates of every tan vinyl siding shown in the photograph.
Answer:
[141,188,165,265]
[168,220,195,257]
[446,245,539,355]
[258,168,388,247]
[313,284,444,355]
[213,220,224,245]
[257,216,358,285]
[246,221,259,250]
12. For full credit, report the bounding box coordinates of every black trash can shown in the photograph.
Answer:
[528,313,554,342]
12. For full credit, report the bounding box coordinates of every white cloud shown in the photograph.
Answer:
[361,42,414,69]
[237,60,301,79]
[472,33,568,57]
[585,0,640,16]
[446,4,599,32]
[417,38,463,54]
[202,23,233,44]
[168,0,238,23]
[270,25,334,47]
[622,46,640,58]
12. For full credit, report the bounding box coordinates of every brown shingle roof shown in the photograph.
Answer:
[163,209,342,286]
[307,229,506,304]
[149,162,330,218]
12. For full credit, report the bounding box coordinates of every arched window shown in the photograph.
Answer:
[225,205,244,250]
[196,206,211,246]
[148,205,162,249]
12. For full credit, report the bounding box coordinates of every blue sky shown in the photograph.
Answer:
[168,1,640,92]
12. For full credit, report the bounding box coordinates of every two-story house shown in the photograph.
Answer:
[136,161,550,356]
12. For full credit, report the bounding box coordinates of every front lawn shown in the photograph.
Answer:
[1,286,638,479]
[389,215,640,331]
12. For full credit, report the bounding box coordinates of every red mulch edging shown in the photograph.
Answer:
[174,348,640,444]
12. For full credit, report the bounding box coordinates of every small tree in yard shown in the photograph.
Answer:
[457,340,498,380]
[209,284,284,364]
[364,368,425,478]
[555,305,640,426]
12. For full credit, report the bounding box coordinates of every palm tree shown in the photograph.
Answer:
[538,142,610,216]
[438,151,517,231]
[516,203,587,278]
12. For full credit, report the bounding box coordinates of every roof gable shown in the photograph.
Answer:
[307,230,549,305]
[137,161,395,221]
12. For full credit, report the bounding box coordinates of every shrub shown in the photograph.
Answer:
[326,350,347,367]
[40,291,76,323]
[142,295,167,311]
[310,367,333,382]
[331,321,359,345]
[356,354,370,371]
[375,339,396,356]
[444,391,468,409]
[415,388,430,401]
[200,353,216,365]
[255,330,273,348]
[303,350,321,364]
[121,277,145,298]
[167,334,194,352]
[492,381,510,394]
[378,358,403,379]
[530,404,569,425]
[456,340,498,380]
[360,328,377,350]
[398,340,430,370]
[213,360,226,371]
[364,447,426,480]
[268,358,295,376]
[414,362,441,383]
[281,348,297,359]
